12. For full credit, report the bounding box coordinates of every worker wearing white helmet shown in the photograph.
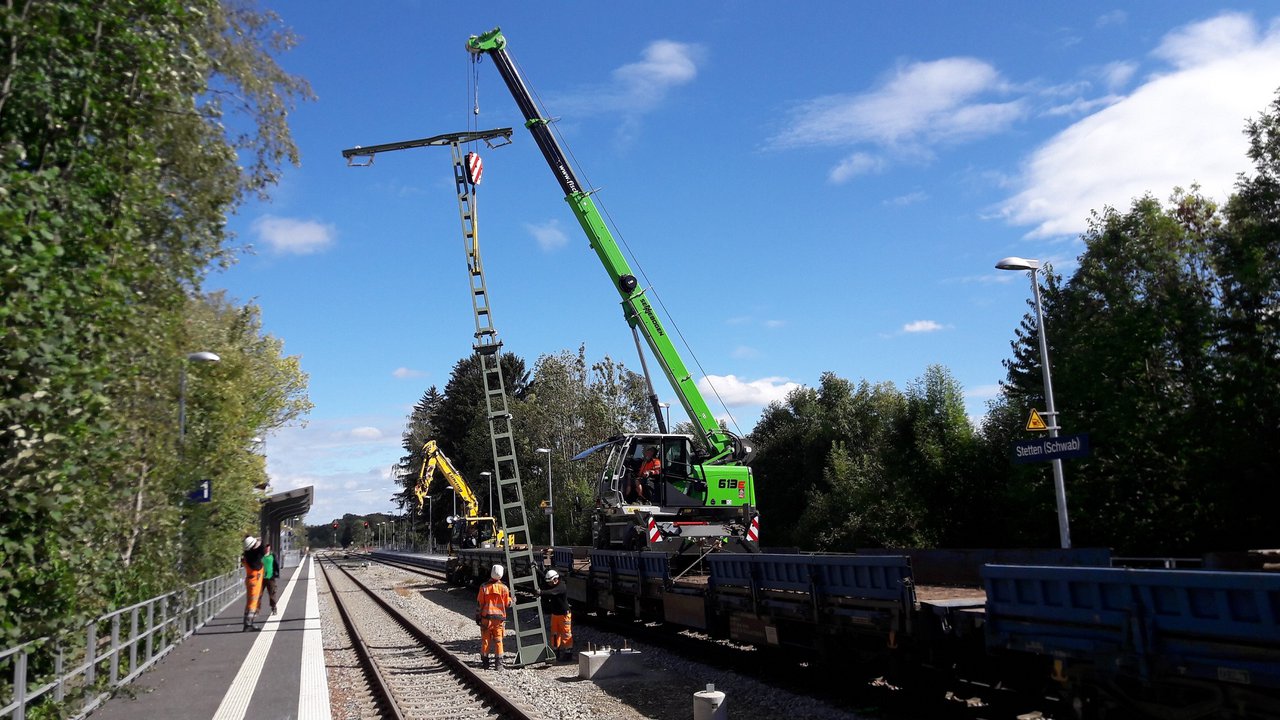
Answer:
[476,564,512,669]
[241,536,267,631]
[539,568,573,661]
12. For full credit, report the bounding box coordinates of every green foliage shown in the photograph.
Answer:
[988,91,1280,553]
[381,345,651,549]
[755,368,985,551]
[0,0,310,648]
[519,348,652,544]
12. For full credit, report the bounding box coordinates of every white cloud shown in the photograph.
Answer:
[1153,12,1257,69]
[1099,60,1137,91]
[1096,10,1128,28]
[885,190,929,207]
[902,320,945,333]
[698,374,801,407]
[251,215,336,255]
[392,367,425,379]
[726,316,784,329]
[611,40,701,111]
[731,345,759,359]
[965,383,1003,400]
[1044,95,1121,118]
[552,40,703,120]
[770,57,1026,183]
[949,272,1018,285]
[829,152,886,182]
[526,219,569,251]
[346,426,383,441]
[1000,12,1280,238]
[259,418,406,522]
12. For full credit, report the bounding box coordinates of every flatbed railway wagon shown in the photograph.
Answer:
[447,545,1280,718]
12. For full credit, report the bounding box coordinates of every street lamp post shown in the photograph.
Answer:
[996,256,1072,549]
[178,351,221,444]
[536,448,553,546]
[481,471,493,517]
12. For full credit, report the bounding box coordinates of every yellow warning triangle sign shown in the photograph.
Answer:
[1026,409,1048,431]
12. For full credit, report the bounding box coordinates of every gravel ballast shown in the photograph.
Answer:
[317,557,863,719]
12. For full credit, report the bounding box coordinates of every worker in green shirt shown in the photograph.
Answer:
[262,543,280,615]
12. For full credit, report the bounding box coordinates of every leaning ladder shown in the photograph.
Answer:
[451,141,555,667]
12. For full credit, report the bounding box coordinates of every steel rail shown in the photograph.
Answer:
[317,559,406,720]
[321,557,538,720]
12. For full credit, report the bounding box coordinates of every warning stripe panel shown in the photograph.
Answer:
[465,152,484,185]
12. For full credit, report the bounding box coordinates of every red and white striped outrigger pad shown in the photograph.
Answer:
[465,151,483,185]
[747,515,759,542]
[648,517,661,544]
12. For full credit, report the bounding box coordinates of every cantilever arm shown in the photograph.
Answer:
[341,128,513,163]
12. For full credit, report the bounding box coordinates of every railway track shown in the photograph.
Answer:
[319,556,537,720]
[365,551,448,579]
[356,552,1068,719]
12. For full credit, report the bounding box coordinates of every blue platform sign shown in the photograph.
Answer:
[187,478,212,503]
[1011,433,1090,464]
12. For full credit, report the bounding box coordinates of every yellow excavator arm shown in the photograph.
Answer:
[416,440,480,516]
[414,439,509,549]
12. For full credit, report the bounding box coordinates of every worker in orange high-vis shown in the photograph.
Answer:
[241,536,267,631]
[476,564,512,669]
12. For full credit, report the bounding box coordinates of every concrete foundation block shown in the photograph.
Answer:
[577,647,644,680]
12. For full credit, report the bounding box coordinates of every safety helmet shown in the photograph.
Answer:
[490,564,504,580]
[544,569,559,582]
[243,536,260,551]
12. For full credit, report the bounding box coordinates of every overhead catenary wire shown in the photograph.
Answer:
[509,53,745,439]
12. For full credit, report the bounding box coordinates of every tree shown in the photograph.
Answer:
[893,365,982,547]
[1205,94,1280,549]
[520,347,651,544]
[0,0,310,646]
[985,89,1280,552]
[753,373,908,549]
[175,292,311,580]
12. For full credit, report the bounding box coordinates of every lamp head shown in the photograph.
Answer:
[995,256,1039,271]
[536,448,550,454]
[187,351,221,363]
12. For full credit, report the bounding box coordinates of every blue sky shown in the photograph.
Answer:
[214,2,1280,522]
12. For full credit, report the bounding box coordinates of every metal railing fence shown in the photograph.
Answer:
[0,567,244,720]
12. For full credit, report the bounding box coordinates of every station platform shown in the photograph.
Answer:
[88,555,331,720]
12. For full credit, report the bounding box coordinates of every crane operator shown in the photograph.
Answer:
[628,445,661,504]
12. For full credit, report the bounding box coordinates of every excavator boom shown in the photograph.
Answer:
[416,440,479,516]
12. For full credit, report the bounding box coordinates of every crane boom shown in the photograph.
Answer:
[467,28,747,465]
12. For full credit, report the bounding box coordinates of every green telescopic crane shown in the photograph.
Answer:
[467,27,749,465]
[468,28,759,555]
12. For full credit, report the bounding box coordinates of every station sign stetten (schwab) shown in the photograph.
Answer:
[1011,433,1090,464]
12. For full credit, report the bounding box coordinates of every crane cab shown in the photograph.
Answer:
[576,433,758,553]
